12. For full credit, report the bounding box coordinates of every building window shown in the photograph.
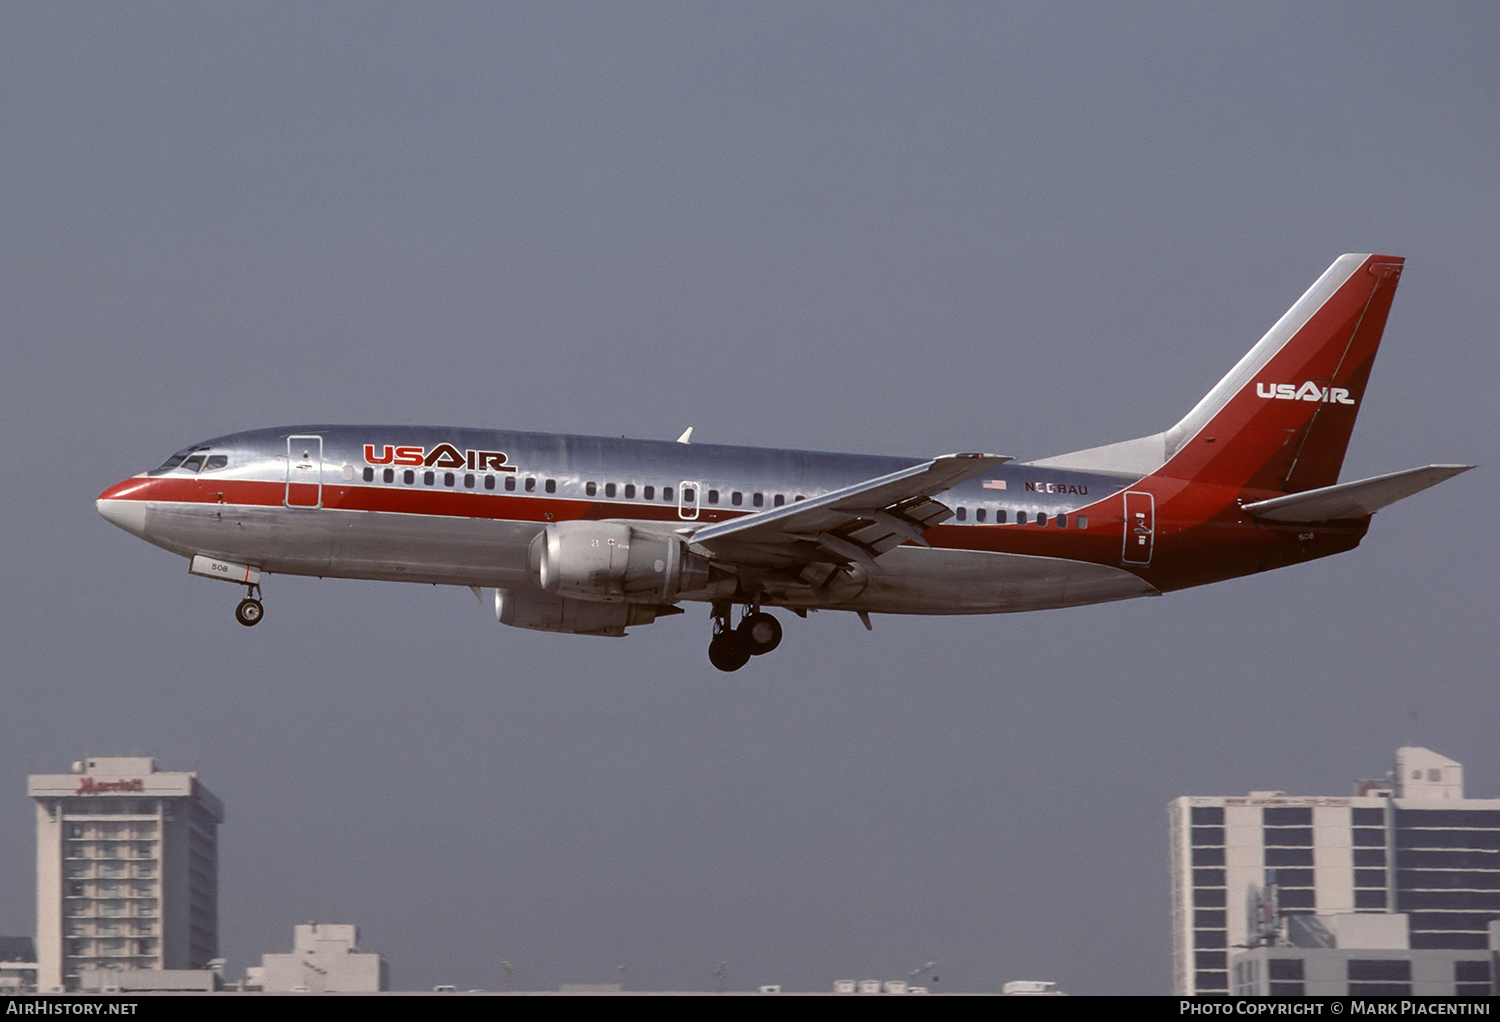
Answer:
[1268,959,1304,980]
[1263,848,1313,867]
[1192,847,1225,866]
[1353,868,1385,887]
[1353,889,1387,910]
[1192,889,1226,908]
[1264,807,1313,827]
[1347,959,1410,996]
[1352,808,1384,826]
[1194,928,1227,947]
[1190,825,1225,845]
[1353,848,1386,867]
[1352,827,1385,846]
[1195,951,1226,970]
[1193,909,1225,928]
[1264,827,1313,846]
[1192,868,1225,887]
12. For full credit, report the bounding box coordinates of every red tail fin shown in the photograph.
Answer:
[1156,253,1404,493]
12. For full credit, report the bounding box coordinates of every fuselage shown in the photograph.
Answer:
[96,424,1366,616]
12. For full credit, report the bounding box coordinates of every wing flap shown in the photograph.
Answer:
[1242,464,1472,522]
[689,453,1010,566]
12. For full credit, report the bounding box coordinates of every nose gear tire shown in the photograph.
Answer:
[235,598,264,627]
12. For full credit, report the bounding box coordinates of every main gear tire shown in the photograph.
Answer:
[235,598,264,627]
[708,631,752,672]
[738,612,783,655]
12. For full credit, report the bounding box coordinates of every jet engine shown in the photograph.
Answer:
[529,521,710,603]
[496,588,679,637]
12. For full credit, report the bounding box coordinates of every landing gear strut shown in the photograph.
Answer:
[707,602,782,672]
[234,583,263,627]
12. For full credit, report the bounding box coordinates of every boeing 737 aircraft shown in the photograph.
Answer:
[98,253,1470,670]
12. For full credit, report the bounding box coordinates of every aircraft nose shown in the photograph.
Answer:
[97,480,150,538]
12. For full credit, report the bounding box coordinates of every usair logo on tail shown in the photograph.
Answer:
[364,443,518,472]
[1255,381,1356,405]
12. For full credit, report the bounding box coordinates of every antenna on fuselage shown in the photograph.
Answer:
[676,427,694,444]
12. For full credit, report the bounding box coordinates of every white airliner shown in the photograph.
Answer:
[98,254,1469,670]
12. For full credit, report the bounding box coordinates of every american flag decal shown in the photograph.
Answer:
[982,479,1007,490]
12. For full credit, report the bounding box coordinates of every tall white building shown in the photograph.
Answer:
[1169,747,1500,996]
[28,756,224,992]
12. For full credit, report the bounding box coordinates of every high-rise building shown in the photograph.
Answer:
[28,756,224,992]
[1168,747,1500,996]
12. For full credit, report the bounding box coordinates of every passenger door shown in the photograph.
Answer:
[285,435,324,508]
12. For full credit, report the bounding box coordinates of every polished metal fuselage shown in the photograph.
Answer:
[102,424,1174,615]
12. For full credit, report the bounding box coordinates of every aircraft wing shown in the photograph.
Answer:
[687,452,1011,569]
[1241,464,1472,523]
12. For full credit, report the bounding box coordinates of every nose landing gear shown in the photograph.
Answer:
[234,584,264,627]
[707,603,783,672]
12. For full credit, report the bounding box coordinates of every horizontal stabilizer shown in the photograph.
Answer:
[1241,464,1472,522]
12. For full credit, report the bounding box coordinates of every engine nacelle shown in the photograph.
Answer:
[495,588,676,637]
[529,521,710,603]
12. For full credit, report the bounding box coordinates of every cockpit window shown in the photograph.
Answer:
[204,455,228,471]
[158,454,188,470]
[181,455,205,473]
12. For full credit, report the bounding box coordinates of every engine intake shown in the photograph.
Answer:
[529,521,709,603]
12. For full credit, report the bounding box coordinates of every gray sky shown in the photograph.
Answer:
[2,2,1496,994]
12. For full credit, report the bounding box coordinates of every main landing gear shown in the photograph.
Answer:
[234,584,264,627]
[707,602,784,673]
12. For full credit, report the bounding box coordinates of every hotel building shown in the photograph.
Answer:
[28,756,224,992]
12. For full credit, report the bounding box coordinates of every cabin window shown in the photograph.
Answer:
[423,471,435,486]
[1017,511,1028,525]
[662,486,673,501]
[464,474,475,489]
[605,482,616,498]
[585,481,597,497]
[383,468,395,484]
[362,467,374,482]
[1077,515,1088,529]
[403,470,415,485]
[753,493,764,508]
[795,495,805,501]
[996,510,1007,523]
[484,475,495,491]
[707,490,719,504]
[682,487,694,503]
[643,485,654,500]
[732,491,743,506]
[976,508,986,523]
[444,472,455,487]
[545,479,556,494]
[625,484,636,499]
[525,477,536,492]
[204,455,228,471]
[505,475,516,491]
[1036,512,1047,526]
[774,494,785,507]
[956,507,967,521]
[181,455,205,473]
[1055,514,1066,528]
